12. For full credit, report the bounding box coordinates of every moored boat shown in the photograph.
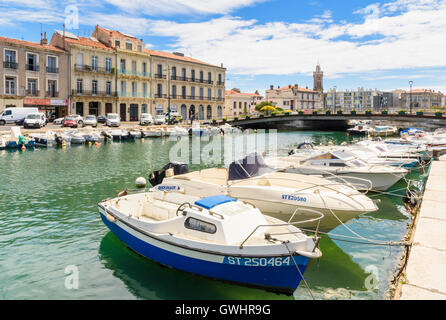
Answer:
[98,191,322,294]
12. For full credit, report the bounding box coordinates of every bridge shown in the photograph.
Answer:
[223,111,446,130]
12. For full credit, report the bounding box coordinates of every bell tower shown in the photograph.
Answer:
[313,64,323,93]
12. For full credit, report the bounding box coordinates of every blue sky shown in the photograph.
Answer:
[1,0,445,95]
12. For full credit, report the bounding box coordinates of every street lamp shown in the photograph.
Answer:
[409,80,414,114]
[333,86,337,112]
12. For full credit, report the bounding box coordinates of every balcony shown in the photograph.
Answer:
[3,61,18,69]
[154,74,167,79]
[46,67,59,73]
[155,93,167,99]
[75,64,113,74]
[26,64,39,72]
[118,92,150,98]
[217,81,225,86]
[118,69,151,78]
[46,91,59,98]
[26,90,39,97]
[72,90,117,97]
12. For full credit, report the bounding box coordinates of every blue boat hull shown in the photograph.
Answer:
[6,141,35,149]
[100,212,310,294]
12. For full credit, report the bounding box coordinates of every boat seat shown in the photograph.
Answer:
[139,200,179,221]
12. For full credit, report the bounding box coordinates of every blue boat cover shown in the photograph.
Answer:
[195,195,237,210]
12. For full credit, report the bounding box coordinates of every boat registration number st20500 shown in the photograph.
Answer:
[224,256,291,267]
[282,194,307,202]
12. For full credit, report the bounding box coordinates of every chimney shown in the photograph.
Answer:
[270,85,274,90]
[295,84,298,88]
[40,32,48,45]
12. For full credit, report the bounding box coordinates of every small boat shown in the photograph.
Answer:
[127,130,142,139]
[68,131,86,144]
[83,131,101,143]
[109,129,127,141]
[0,136,6,150]
[151,154,378,232]
[98,191,322,294]
[29,131,57,148]
[265,150,408,191]
[141,128,163,137]
[369,125,398,137]
[347,123,370,136]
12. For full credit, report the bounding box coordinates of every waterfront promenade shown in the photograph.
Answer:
[399,154,446,299]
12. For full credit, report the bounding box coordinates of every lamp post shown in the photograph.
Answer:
[409,81,413,115]
[333,86,337,112]
[162,66,171,124]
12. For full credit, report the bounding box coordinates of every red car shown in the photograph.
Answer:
[63,116,79,128]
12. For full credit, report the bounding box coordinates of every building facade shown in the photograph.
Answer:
[400,89,445,110]
[325,88,384,111]
[0,33,69,117]
[225,89,263,117]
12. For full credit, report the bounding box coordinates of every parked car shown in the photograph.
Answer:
[72,115,84,127]
[140,113,153,126]
[63,115,80,128]
[24,112,46,129]
[15,118,25,126]
[54,117,64,125]
[97,115,107,124]
[0,107,39,125]
[154,114,166,125]
[84,115,98,127]
[106,113,120,127]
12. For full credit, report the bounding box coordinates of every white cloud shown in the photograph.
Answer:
[104,0,268,16]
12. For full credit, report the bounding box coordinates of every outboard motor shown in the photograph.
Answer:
[297,142,314,150]
[288,149,295,156]
[55,134,64,146]
[148,162,189,187]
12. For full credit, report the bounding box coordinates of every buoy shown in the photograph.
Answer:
[141,138,145,142]
[135,177,147,188]
[88,141,92,147]
[21,145,26,151]
[94,142,100,147]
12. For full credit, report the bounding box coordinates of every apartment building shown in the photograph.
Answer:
[325,88,382,111]
[400,89,445,110]
[225,88,263,117]
[265,84,322,111]
[0,33,69,117]
[147,49,226,121]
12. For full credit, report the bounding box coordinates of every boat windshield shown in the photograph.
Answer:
[331,150,356,160]
[228,153,273,181]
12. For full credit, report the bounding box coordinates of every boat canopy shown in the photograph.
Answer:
[195,195,237,210]
[228,153,273,181]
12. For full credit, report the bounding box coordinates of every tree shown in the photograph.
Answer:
[255,101,276,112]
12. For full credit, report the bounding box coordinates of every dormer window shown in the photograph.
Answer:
[126,40,133,51]
[137,44,142,52]
[115,40,120,48]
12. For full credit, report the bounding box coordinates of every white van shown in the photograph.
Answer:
[24,112,46,129]
[0,107,39,125]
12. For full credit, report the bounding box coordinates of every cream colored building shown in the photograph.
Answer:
[0,33,69,116]
[147,49,226,121]
[265,84,322,111]
[51,30,117,117]
[400,89,445,110]
[225,89,263,117]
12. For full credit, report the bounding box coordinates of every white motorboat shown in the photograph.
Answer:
[150,154,378,232]
[98,191,322,294]
[347,123,370,136]
[127,129,142,139]
[265,150,408,191]
[141,128,163,137]
[29,131,57,147]
[368,125,398,137]
[69,131,86,144]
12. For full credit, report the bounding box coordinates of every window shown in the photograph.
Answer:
[157,64,162,78]
[106,81,112,95]
[208,88,212,99]
[199,87,204,99]
[218,89,222,99]
[106,58,112,73]
[132,82,137,97]
[199,71,204,82]
[191,70,195,81]
[48,80,57,97]
[27,79,38,95]
[92,80,98,95]
[92,56,98,71]
[126,40,133,51]
[132,61,137,73]
[47,56,57,73]
[4,50,17,69]
[121,81,126,96]
[182,86,186,98]
[26,53,38,71]
[76,79,83,94]
[172,85,177,98]
[137,44,142,52]
[171,66,176,80]
[208,72,212,83]
[142,104,147,113]
[142,62,147,75]
[184,217,217,234]
[115,40,120,48]
[218,74,222,84]
[157,84,162,97]
[143,83,147,97]
[181,68,186,81]
[191,86,195,98]
[120,59,126,72]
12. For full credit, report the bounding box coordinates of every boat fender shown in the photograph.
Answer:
[297,142,314,150]
[403,189,421,208]
[106,213,116,223]
[135,177,147,188]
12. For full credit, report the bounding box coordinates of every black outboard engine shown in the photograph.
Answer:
[148,162,189,187]
[55,134,64,146]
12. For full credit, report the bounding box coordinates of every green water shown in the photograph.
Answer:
[0,131,428,300]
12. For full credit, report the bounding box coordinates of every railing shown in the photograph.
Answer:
[216,81,225,86]
[46,91,59,98]
[118,92,150,98]
[26,64,39,72]
[75,64,113,74]
[26,90,39,96]
[46,67,59,73]
[154,93,167,99]
[3,61,18,69]
[118,69,151,78]
[154,74,167,79]
[72,90,117,97]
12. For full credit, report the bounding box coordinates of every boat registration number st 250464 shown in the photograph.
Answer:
[224,256,291,267]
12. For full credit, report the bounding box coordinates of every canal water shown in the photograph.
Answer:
[0,131,428,300]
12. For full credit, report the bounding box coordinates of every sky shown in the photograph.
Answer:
[1,0,446,95]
